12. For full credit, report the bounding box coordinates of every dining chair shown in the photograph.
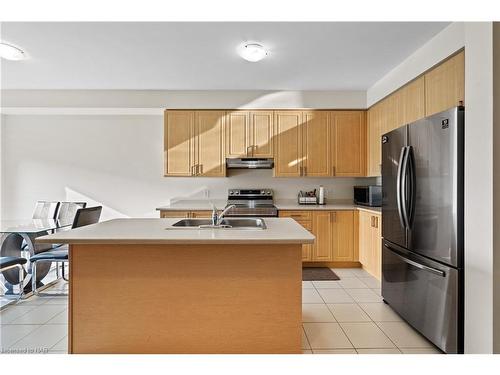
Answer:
[0,256,27,300]
[30,206,102,297]
[32,201,60,220]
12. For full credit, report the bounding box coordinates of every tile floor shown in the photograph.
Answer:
[0,268,441,354]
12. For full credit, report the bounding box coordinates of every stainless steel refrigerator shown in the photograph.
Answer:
[381,106,464,354]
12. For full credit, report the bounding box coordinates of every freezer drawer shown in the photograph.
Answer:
[382,240,463,353]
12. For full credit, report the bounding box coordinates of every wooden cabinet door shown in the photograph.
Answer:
[190,211,212,218]
[250,111,274,157]
[312,211,333,261]
[195,111,226,177]
[402,76,425,124]
[358,210,372,266]
[331,211,355,261]
[302,111,331,177]
[226,111,250,158]
[330,111,366,177]
[367,104,382,176]
[425,50,465,116]
[298,220,313,261]
[274,111,303,177]
[164,110,195,176]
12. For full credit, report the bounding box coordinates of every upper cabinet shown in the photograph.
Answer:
[195,111,226,177]
[273,111,303,177]
[366,50,464,176]
[425,50,465,116]
[164,110,195,177]
[226,110,274,158]
[164,110,225,177]
[302,111,331,177]
[273,110,366,178]
[330,111,366,177]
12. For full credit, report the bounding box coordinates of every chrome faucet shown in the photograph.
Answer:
[211,203,236,226]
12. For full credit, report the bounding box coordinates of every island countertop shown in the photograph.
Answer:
[36,218,315,245]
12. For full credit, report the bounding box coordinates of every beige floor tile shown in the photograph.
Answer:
[357,348,401,354]
[340,322,395,349]
[371,288,382,296]
[358,276,381,289]
[312,280,342,289]
[330,269,357,278]
[9,324,67,351]
[301,328,311,349]
[303,323,353,349]
[302,349,313,354]
[302,304,336,323]
[358,303,402,322]
[339,278,371,289]
[9,304,67,325]
[302,281,315,289]
[317,289,354,303]
[0,324,41,349]
[50,336,68,351]
[43,297,69,305]
[313,349,357,354]
[16,296,49,307]
[345,288,383,303]
[302,288,324,303]
[327,304,371,322]
[0,305,38,324]
[349,268,373,277]
[400,347,442,354]
[376,322,433,348]
[46,309,68,325]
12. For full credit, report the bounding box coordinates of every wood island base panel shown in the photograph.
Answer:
[68,243,302,354]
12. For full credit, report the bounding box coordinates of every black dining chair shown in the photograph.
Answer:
[30,206,102,297]
[0,256,27,301]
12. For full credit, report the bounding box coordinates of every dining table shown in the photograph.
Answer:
[0,218,72,292]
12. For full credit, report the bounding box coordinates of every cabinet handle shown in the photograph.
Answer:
[200,164,203,175]
[252,145,257,155]
[191,165,196,176]
[247,146,252,157]
[330,212,336,222]
[332,166,336,176]
[370,216,374,227]
[374,217,379,228]
[304,166,307,176]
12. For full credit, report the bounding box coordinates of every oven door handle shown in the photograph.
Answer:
[384,243,445,277]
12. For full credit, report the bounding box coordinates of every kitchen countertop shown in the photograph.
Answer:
[36,218,315,245]
[156,199,382,214]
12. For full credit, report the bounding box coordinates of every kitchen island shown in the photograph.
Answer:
[36,218,314,354]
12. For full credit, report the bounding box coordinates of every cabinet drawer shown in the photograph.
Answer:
[279,211,312,220]
[160,211,191,218]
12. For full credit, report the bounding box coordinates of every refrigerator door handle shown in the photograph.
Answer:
[401,146,411,229]
[396,147,407,229]
[384,242,446,277]
[406,146,416,228]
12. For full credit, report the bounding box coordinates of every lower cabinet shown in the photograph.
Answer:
[160,210,213,218]
[280,210,356,263]
[358,210,382,279]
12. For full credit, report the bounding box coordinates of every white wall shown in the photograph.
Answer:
[0,89,373,220]
[367,22,465,106]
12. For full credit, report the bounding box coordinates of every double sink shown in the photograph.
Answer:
[171,218,267,230]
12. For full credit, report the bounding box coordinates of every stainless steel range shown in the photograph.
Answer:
[224,189,278,217]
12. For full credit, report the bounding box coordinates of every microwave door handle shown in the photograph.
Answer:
[384,243,445,277]
[396,147,407,229]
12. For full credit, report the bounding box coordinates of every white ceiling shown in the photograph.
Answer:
[0,22,450,90]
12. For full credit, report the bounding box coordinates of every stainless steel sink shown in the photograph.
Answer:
[170,218,267,230]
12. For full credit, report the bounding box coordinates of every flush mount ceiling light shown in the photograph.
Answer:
[0,42,26,61]
[238,43,268,62]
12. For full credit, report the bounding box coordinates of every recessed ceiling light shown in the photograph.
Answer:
[238,43,268,62]
[0,43,26,61]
